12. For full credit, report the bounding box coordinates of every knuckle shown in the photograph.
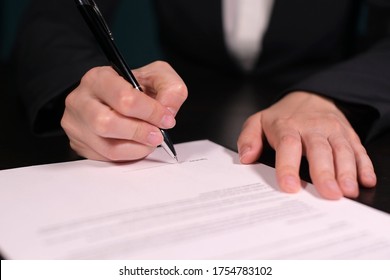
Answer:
[91,112,114,136]
[278,133,301,147]
[118,90,136,111]
[60,114,70,132]
[332,137,353,153]
[64,90,78,109]
[269,118,297,132]
[305,133,332,152]
[153,60,170,69]
[317,114,345,132]
[64,92,72,106]
[174,83,188,102]
[81,66,112,87]
[81,67,100,85]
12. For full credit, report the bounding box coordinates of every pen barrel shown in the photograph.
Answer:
[76,3,141,89]
[160,129,177,158]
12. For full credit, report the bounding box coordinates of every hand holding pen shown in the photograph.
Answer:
[60,1,187,161]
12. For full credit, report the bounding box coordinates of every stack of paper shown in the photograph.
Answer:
[0,140,389,259]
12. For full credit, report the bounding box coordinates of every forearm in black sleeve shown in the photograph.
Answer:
[286,1,390,142]
[288,41,390,141]
[12,0,118,135]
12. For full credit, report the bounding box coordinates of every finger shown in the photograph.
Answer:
[350,134,377,188]
[68,136,109,161]
[274,129,303,193]
[64,83,164,147]
[82,66,176,129]
[61,108,108,161]
[328,134,359,198]
[237,112,264,164]
[133,61,188,116]
[65,123,155,161]
[81,98,164,146]
[62,95,156,161]
[303,132,343,200]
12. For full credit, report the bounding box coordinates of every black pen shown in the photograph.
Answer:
[75,0,178,161]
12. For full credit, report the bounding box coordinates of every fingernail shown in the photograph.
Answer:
[342,178,358,195]
[363,172,377,185]
[239,146,251,162]
[160,114,176,128]
[147,131,163,146]
[325,180,340,192]
[323,180,343,199]
[282,175,300,193]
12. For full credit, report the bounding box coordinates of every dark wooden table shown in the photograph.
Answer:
[1,64,390,260]
[1,66,389,213]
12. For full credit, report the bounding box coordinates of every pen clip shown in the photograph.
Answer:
[90,0,113,40]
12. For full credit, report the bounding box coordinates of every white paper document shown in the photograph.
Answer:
[0,140,389,259]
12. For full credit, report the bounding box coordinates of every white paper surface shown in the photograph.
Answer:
[0,140,389,259]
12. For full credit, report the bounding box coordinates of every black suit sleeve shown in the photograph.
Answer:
[12,0,117,135]
[287,1,390,141]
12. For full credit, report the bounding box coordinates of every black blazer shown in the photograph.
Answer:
[12,0,390,140]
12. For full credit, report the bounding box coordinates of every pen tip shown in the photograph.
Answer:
[174,156,178,163]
